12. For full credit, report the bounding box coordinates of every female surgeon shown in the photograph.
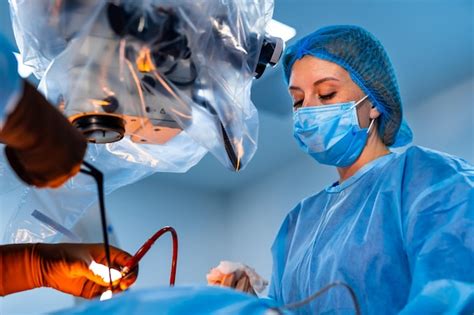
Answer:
[209,25,474,314]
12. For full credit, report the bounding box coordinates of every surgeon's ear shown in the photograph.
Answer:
[369,105,381,119]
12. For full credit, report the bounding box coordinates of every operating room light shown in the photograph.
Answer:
[265,19,296,42]
[100,290,113,301]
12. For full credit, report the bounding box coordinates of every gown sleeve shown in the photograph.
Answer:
[268,204,301,303]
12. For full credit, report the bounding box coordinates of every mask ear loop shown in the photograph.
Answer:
[350,95,375,133]
[354,94,369,108]
[367,118,375,134]
[356,95,375,134]
[361,95,376,134]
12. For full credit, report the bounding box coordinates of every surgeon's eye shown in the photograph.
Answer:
[292,100,303,110]
[319,92,336,101]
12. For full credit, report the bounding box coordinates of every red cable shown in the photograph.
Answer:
[122,226,178,286]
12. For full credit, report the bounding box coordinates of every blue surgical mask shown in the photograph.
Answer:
[293,95,374,167]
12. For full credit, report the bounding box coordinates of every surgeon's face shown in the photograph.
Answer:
[288,55,367,108]
[288,55,373,128]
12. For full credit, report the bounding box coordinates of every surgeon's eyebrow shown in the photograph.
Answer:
[289,77,340,91]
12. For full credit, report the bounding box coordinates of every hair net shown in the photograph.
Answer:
[282,25,412,147]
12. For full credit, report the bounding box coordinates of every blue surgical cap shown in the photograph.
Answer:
[283,25,412,147]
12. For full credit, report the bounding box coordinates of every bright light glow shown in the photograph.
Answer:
[100,290,113,301]
[89,260,122,283]
[14,53,33,78]
[265,19,296,42]
[90,99,112,106]
[89,261,122,302]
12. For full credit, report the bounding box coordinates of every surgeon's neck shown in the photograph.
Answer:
[337,132,390,183]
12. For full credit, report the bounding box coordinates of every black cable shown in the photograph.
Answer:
[167,60,198,87]
[79,161,113,292]
[278,281,361,315]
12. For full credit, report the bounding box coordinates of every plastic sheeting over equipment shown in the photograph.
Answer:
[10,0,276,171]
[3,0,277,243]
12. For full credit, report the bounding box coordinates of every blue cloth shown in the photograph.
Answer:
[282,25,412,147]
[269,146,474,314]
[51,285,284,315]
[0,33,21,128]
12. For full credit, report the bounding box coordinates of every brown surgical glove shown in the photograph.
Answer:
[0,80,87,188]
[0,243,138,299]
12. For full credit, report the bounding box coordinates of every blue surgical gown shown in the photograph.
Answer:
[269,146,474,314]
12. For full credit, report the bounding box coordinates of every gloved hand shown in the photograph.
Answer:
[0,243,138,299]
[0,80,87,188]
[207,261,268,295]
